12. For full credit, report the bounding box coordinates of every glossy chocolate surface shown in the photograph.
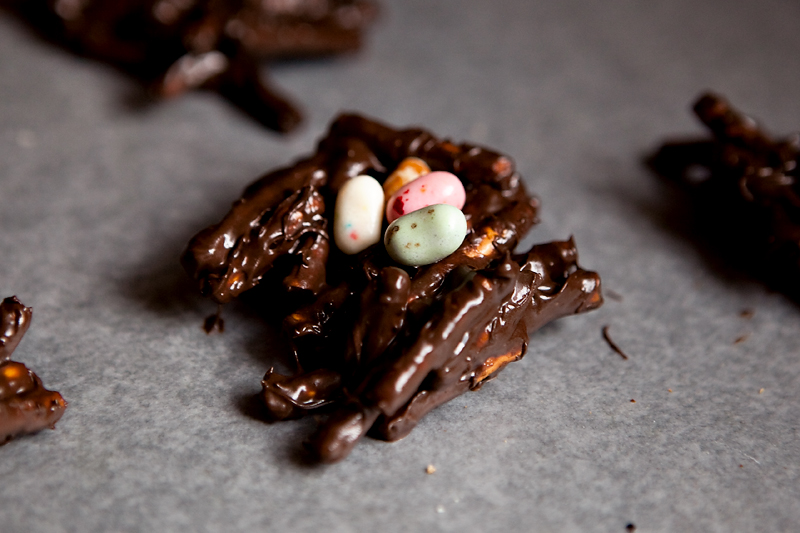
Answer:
[649,93,800,300]
[8,0,377,132]
[1,295,32,362]
[0,297,67,445]
[183,114,603,462]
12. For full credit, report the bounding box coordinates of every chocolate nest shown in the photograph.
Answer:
[5,0,377,132]
[1,296,67,445]
[648,92,800,301]
[183,114,603,462]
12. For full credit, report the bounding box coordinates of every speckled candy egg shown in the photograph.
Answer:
[382,157,431,199]
[385,171,466,223]
[384,204,468,266]
[334,174,385,254]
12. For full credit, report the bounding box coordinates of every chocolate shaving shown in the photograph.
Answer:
[602,325,628,360]
[0,297,67,445]
[648,92,800,301]
[8,0,378,132]
[183,114,603,461]
[605,289,624,302]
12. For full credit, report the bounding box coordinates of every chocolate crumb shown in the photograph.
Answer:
[630,399,636,403]
[602,325,629,360]
[734,334,749,344]
[626,524,636,533]
[739,309,755,319]
[202,305,225,334]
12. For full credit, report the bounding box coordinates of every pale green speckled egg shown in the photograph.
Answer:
[384,203,468,266]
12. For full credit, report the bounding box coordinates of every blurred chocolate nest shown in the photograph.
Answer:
[648,92,800,301]
[4,0,378,132]
[183,113,603,462]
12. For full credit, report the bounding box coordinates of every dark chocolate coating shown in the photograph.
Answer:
[1,361,68,445]
[649,92,800,300]
[8,0,377,132]
[310,240,601,460]
[0,297,67,444]
[1,296,33,362]
[183,114,602,462]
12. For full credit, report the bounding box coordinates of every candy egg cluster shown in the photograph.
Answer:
[333,157,468,266]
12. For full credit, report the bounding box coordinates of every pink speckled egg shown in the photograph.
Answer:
[385,171,466,223]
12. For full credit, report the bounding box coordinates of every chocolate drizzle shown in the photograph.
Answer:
[183,114,603,461]
[9,0,378,132]
[0,297,67,445]
[649,92,800,300]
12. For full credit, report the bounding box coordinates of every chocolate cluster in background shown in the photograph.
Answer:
[649,92,800,301]
[3,0,378,132]
[1,296,67,445]
[183,114,603,462]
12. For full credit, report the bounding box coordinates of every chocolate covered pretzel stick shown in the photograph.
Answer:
[265,239,601,461]
[0,297,67,445]
[649,92,800,299]
[9,0,377,132]
[1,295,33,362]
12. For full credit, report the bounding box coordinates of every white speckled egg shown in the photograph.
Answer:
[334,175,385,255]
